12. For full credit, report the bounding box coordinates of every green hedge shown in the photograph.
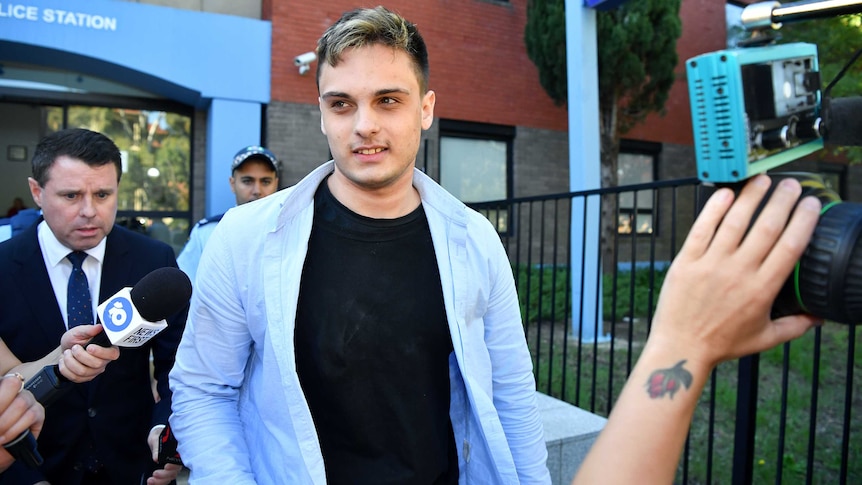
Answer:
[514,264,668,324]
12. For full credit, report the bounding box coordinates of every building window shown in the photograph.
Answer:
[617,140,658,235]
[439,120,513,231]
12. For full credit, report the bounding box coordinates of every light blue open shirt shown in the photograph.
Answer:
[169,161,551,484]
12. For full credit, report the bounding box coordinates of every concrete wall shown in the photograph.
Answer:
[265,101,330,187]
[515,126,572,198]
[538,392,606,484]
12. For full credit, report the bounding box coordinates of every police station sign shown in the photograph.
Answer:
[0,2,117,31]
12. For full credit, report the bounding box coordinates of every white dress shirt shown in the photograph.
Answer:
[37,221,106,330]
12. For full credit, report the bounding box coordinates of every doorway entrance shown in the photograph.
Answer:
[0,66,193,254]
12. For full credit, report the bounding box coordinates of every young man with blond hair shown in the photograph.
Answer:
[170,6,549,483]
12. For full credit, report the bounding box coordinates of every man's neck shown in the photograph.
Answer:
[326,171,420,219]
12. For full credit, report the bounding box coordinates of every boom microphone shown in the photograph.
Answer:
[4,267,192,469]
[740,1,862,31]
[822,96,862,147]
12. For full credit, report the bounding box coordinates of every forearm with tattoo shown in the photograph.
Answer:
[645,360,693,399]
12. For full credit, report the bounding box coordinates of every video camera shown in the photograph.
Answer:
[685,0,862,324]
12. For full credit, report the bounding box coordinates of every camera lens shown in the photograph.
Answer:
[769,173,862,324]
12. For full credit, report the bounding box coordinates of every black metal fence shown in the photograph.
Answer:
[470,178,860,484]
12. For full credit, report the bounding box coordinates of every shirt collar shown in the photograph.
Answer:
[38,220,108,267]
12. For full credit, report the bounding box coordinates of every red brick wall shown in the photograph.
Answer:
[267,0,568,132]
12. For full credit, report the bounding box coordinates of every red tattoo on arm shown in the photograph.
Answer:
[645,360,693,399]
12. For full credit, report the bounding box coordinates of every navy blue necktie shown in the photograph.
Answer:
[67,251,93,327]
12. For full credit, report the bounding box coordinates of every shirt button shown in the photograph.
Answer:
[87,408,97,418]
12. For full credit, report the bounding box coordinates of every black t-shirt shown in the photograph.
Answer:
[295,179,458,484]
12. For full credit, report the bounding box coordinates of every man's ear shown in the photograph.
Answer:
[421,90,436,130]
[28,177,43,208]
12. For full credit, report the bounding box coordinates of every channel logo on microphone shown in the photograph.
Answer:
[96,287,168,348]
[102,297,134,332]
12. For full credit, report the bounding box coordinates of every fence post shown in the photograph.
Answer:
[565,2,607,344]
[732,353,759,485]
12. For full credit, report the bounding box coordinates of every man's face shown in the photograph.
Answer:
[229,159,279,205]
[28,155,118,251]
[318,44,435,193]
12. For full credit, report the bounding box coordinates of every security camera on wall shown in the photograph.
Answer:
[294,51,317,75]
[294,51,317,66]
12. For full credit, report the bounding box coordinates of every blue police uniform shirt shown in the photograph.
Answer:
[176,213,224,283]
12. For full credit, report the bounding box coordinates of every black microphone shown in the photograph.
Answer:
[88,267,193,349]
[26,267,192,405]
[157,422,183,467]
[822,96,862,147]
[4,267,192,469]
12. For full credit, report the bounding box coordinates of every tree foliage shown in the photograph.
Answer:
[525,0,682,271]
[524,0,567,106]
[776,14,862,163]
[596,1,681,135]
[777,15,862,99]
[50,106,192,214]
[524,0,682,184]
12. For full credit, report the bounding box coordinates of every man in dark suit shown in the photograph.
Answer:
[0,128,187,484]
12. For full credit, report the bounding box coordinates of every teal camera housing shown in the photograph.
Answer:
[686,43,823,184]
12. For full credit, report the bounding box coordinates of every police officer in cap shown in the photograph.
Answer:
[177,146,280,282]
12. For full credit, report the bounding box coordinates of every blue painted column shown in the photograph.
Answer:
[206,99,264,217]
[566,2,607,343]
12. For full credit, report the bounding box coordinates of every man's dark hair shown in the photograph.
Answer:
[31,128,123,186]
[316,6,430,93]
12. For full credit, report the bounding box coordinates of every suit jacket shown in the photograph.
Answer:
[0,222,188,485]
